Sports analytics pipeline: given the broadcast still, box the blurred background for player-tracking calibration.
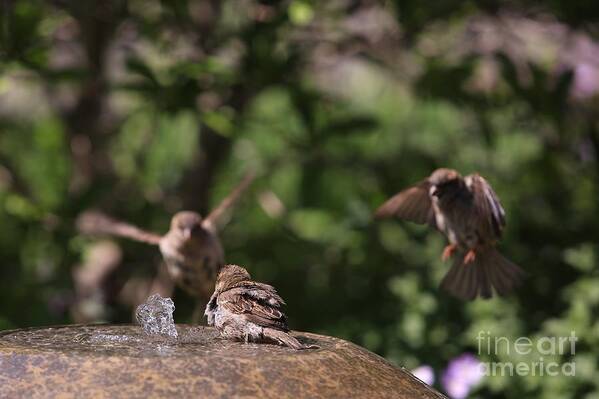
[1,0,598,397]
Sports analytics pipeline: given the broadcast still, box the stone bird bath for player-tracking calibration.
[0,324,446,398]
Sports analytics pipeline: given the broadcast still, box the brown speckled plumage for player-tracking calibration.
[205,265,317,350]
[376,168,525,300]
[158,211,224,300]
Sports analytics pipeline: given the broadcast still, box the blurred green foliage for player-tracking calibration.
[1,1,598,397]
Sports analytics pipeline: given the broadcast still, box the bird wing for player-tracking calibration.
[204,291,219,325]
[465,174,506,239]
[374,180,436,226]
[76,210,162,245]
[203,172,255,233]
[236,281,286,306]
[219,286,289,331]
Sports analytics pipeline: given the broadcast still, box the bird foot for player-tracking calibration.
[464,249,477,264]
[441,244,458,261]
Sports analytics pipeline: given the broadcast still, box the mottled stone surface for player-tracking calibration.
[0,325,445,398]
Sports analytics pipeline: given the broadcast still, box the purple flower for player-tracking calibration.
[572,63,599,100]
[412,365,435,386]
[441,353,484,399]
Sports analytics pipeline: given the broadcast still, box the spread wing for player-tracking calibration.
[76,210,162,245]
[374,180,435,226]
[219,285,289,331]
[203,172,255,233]
[465,174,506,239]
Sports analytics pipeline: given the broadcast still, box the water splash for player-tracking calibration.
[135,294,178,339]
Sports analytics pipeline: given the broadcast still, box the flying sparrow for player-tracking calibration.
[205,264,317,350]
[77,173,254,309]
[375,168,524,300]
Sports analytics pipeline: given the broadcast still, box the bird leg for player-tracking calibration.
[463,248,477,264]
[441,244,458,261]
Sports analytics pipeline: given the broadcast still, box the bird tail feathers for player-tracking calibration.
[440,247,525,300]
[263,328,318,350]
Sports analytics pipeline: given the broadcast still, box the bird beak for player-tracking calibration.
[182,228,192,240]
[430,186,439,197]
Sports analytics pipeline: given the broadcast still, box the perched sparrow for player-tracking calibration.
[205,264,317,350]
[77,173,254,308]
[375,168,524,300]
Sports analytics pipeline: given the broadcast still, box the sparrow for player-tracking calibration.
[375,168,524,300]
[77,173,254,310]
[205,264,317,350]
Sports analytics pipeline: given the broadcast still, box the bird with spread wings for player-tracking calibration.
[77,172,254,317]
[376,168,525,300]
